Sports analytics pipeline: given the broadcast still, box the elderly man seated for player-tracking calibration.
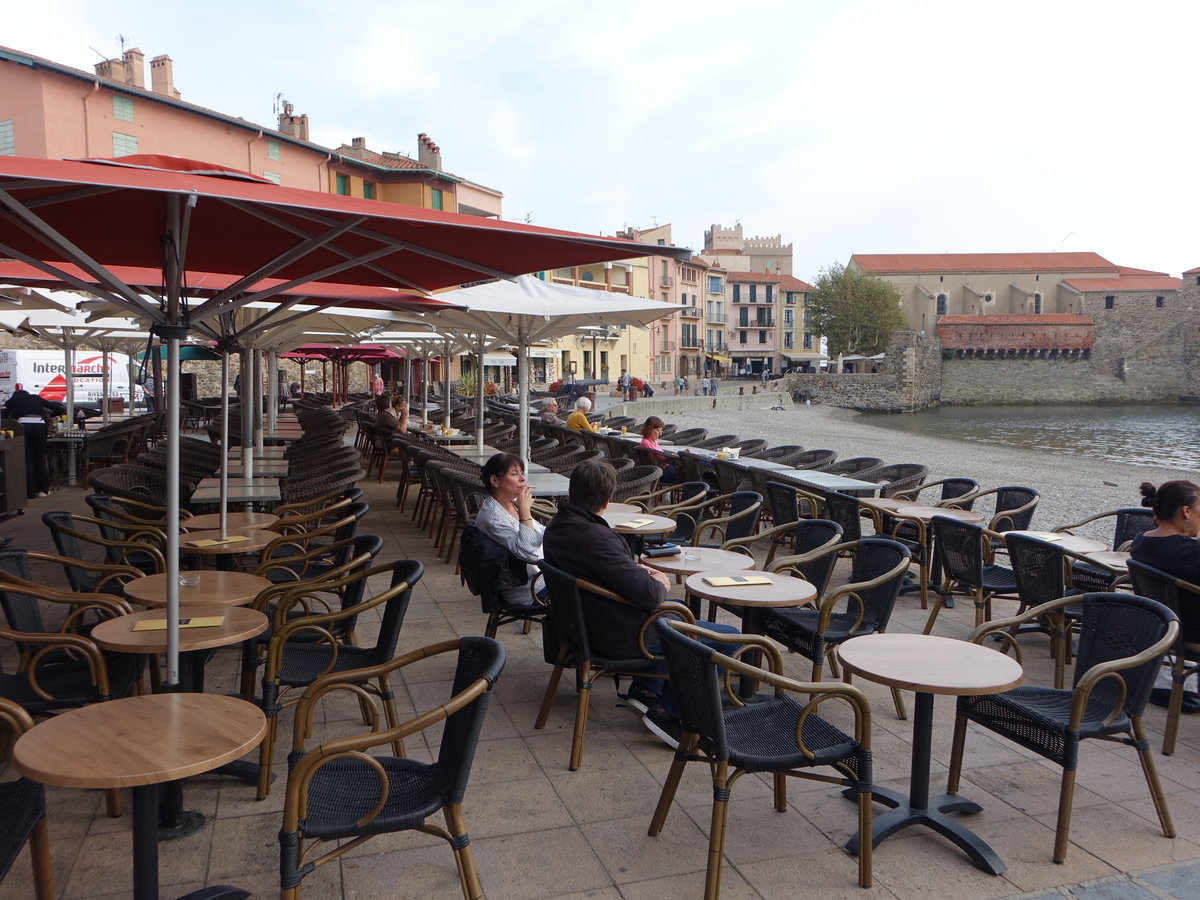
[540,397,563,424]
[543,461,739,747]
[565,396,598,432]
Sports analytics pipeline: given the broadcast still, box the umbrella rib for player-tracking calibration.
[1,183,118,210]
[225,201,431,293]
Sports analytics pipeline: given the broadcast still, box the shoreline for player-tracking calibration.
[649,400,1194,538]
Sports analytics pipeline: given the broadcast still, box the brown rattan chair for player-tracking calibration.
[0,698,54,899]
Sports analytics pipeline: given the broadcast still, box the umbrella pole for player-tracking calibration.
[475,339,485,454]
[240,352,254,484]
[518,326,529,465]
[421,356,429,427]
[219,349,229,537]
[164,329,182,687]
[443,338,452,431]
[254,350,264,452]
[266,351,278,437]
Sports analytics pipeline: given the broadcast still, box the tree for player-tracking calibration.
[805,262,907,357]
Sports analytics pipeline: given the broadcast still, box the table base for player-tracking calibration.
[841,691,1005,875]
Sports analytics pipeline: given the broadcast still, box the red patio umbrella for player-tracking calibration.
[0,153,688,691]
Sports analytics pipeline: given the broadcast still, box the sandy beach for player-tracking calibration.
[653,399,1195,540]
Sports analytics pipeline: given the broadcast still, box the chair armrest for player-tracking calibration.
[1053,510,1119,535]
[815,555,911,634]
[693,500,762,546]
[636,601,696,659]
[766,539,855,575]
[0,626,112,700]
[1070,618,1179,730]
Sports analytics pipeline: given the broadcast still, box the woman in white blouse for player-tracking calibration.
[476,452,545,606]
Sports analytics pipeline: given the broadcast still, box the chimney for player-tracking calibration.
[351,137,366,149]
[277,103,309,142]
[123,48,145,88]
[149,54,180,99]
[417,133,442,171]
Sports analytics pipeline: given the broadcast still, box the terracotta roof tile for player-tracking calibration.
[1061,276,1181,292]
[852,252,1118,274]
[1117,265,1169,277]
[1183,266,1200,275]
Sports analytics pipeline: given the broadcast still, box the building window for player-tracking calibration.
[1032,292,1042,314]
[739,307,749,327]
[1156,296,1165,308]
[430,188,444,210]
[765,285,773,303]
[261,171,281,184]
[803,308,811,327]
[708,275,721,293]
[112,95,134,122]
[759,330,767,344]
[0,120,13,156]
[335,174,349,195]
[784,332,794,349]
[749,285,757,303]
[803,332,813,350]
[267,139,280,161]
[112,132,138,157]
[580,271,593,281]
[783,309,793,327]
[739,330,747,344]
[1105,295,1115,309]
[732,284,740,302]
[362,182,374,199]
[935,293,947,316]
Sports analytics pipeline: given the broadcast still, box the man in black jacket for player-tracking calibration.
[543,461,738,747]
[3,385,64,499]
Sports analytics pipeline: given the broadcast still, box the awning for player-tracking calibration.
[483,353,516,367]
[706,353,732,364]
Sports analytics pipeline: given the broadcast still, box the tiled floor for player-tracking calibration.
[3,464,1200,899]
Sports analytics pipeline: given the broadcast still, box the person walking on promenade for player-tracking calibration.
[3,384,64,498]
[618,369,631,401]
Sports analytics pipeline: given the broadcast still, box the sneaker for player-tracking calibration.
[623,685,658,716]
[35,491,48,498]
[642,704,681,750]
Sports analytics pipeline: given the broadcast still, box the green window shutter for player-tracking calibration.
[267,139,280,161]
[112,132,138,157]
[262,171,281,184]
[112,96,134,122]
[362,182,374,199]
[335,174,349,195]
[430,188,443,210]
[0,120,14,156]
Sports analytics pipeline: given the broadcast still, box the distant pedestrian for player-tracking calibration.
[3,385,64,498]
[700,375,710,396]
[681,376,688,395]
[371,373,384,397]
[673,375,681,396]
[710,374,719,395]
[618,369,631,401]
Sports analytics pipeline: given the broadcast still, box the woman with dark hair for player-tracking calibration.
[476,452,545,606]
[639,416,677,484]
[1131,480,1200,708]
[3,385,64,498]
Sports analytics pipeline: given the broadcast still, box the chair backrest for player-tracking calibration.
[846,538,912,630]
[1112,508,1154,550]
[1073,592,1177,717]
[0,549,45,635]
[1128,559,1200,653]
[932,515,986,586]
[989,486,1039,532]
[437,635,508,802]
[653,619,731,759]
[459,523,528,612]
[768,519,843,595]
[765,481,800,528]
[822,491,862,543]
[825,456,882,476]
[371,559,423,655]
[1006,532,1068,608]
[670,427,708,446]
[675,452,705,485]
[939,478,980,508]
[712,459,747,496]
[537,560,594,662]
[724,491,763,541]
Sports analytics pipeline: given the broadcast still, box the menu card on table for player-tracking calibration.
[703,574,772,587]
[186,535,250,547]
[132,616,226,631]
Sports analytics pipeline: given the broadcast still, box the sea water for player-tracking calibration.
[857,404,1200,472]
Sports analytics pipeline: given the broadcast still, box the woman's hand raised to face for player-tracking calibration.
[516,484,535,519]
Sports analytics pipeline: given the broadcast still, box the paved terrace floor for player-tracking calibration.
[2,468,1200,899]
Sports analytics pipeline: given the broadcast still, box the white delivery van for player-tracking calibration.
[0,349,144,406]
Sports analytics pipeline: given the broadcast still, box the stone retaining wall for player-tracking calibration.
[603,391,791,419]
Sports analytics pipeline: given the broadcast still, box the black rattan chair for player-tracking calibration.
[948,593,1178,863]
[1057,508,1153,591]
[1127,559,1200,755]
[923,516,1019,634]
[646,619,875,892]
[0,699,53,899]
[279,636,506,900]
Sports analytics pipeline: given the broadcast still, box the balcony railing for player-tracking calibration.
[659,275,674,288]
[680,337,703,349]
[680,306,701,318]
[659,341,676,352]
[706,314,727,325]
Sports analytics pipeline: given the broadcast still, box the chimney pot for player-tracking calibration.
[351,137,366,149]
[149,54,180,99]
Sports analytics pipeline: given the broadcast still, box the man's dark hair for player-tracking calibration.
[481,452,523,491]
[374,394,392,412]
[569,461,616,512]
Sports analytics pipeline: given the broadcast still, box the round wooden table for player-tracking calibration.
[641,546,755,577]
[685,570,818,698]
[181,528,276,569]
[606,502,643,516]
[601,511,676,535]
[894,505,985,524]
[91,606,268,692]
[1082,549,1130,571]
[838,633,1023,875]
[182,511,279,532]
[1006,530,1107,554]
[13,693,266,900]
[123,571,271,609]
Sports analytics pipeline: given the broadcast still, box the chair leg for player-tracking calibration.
[773,772,787,812]
[29,816,54,900]
[105,788,122,818]
[1131,717,1175,840]
[257,710,278,800]
[1164,664,1185,755]
[856,785,873,888]
[485,611,500,639]
[569,663,594,771]
[922,579,951,634]
[1052,766,1078,863]
[704,760,732,900]
[534,652,568,729]
[444,802,483,900]
[946,715,968,794]
[890,686,907,720]
[648,735,694,835]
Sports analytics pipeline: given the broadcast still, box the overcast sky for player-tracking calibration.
[8,0,1197,279]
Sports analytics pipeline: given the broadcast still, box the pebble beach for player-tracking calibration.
[657,399,1196,539]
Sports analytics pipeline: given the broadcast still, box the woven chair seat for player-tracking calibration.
[0,776,44,880]
[761,607,874,655]
[292,754,449,839]
[0,653,140,714]
[721,694,862,774]
[275,642,389,688]
[958,686,1131,760]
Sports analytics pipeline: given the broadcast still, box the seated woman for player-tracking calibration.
[565,396,598,432]
[1131,480,1200,707]
[476,452,545,606]
[639,416,677,484]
